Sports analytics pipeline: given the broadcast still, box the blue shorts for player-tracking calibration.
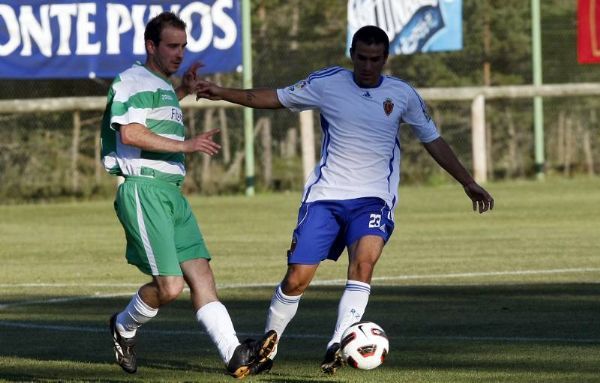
[287,197,395,265]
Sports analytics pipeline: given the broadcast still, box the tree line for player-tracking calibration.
[0,0,598,202]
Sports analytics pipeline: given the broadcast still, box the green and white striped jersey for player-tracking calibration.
[101,63,186,184]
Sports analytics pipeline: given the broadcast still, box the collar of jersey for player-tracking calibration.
[352,74,384,89]
[137,62,173,85]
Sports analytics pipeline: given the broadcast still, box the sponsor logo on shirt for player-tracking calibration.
[288,80,308,92]
[361,91,372,99]
[171,108,183,123]
[383,98,394,116]
[161,93,174,101]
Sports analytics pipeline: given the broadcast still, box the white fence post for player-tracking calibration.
[71,110,81,193]
[5,84,600,188]
[300,110,315,180]
[471,94,487,183]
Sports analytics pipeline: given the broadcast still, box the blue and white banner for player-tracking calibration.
[347,0,462,56]
[0,0,241,79]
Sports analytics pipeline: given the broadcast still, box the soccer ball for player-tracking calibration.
[340,321,389,370]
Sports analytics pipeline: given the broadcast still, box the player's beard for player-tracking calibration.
[168,61,182,76]
[149,56,180,77]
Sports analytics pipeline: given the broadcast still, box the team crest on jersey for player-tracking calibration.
[383,98,394,116]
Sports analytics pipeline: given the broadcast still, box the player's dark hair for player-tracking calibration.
[350,25,389,56]
[144,12,186,47]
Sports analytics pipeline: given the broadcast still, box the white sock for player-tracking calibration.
[196,301,240,364]
[116,292,158,338]
[265,284,302,357]
[327,280,371,349]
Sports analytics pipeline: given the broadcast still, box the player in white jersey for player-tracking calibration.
[196,25,493,374]
[102,12,276,379]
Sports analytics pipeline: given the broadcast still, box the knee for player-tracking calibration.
[158,280,184,304]
[280,264,318,295]
[349,260,376,282]
[281,275,309,295]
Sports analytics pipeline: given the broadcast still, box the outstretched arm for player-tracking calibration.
[423,137,494,213]
[120,123,221,156]
[175,62,203,101]
[196,80,283,109]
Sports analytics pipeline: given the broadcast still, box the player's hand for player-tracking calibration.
[463,182,494,213]
[195,80,223,101]
[183,128,221,155]
[179,62,204,96]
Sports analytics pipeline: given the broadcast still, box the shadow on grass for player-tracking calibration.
[1,283,599,381]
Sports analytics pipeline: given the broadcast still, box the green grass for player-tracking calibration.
[1,177,600,382]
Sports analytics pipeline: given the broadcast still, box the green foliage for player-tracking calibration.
[1,1,599,201]
[0,112,117,203]
[271,155,304,191]
[251,0,347,88]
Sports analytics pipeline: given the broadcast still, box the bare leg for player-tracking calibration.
[138,275,185,309]
[347,235,385,283]
[328,235,385,347]
[263,263,319,357]
[180,258,218,311]
[181,258,240,365]
[281,263,319,295]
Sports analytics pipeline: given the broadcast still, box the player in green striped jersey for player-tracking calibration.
[101,12,276,379]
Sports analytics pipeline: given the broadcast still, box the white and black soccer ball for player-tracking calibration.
[340,321,389,370]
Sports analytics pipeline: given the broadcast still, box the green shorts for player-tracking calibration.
[114,176,210,276]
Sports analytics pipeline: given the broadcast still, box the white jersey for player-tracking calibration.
[277,66,440,211]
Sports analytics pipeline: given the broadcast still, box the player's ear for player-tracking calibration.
[145,39,156,55]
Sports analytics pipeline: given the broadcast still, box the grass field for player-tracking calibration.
[1,177,600,382]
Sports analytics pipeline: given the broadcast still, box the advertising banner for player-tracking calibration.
[347,0,462,56]
[0,0,241,79]
[578,0,600,64]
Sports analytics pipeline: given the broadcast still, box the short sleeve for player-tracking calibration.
[402,86,440,143]
[276,76,323,113]
[109,77,149,130]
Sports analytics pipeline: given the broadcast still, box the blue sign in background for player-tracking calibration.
[0,0,241,79]
[347,0,462,56]
[419,0,462,53]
